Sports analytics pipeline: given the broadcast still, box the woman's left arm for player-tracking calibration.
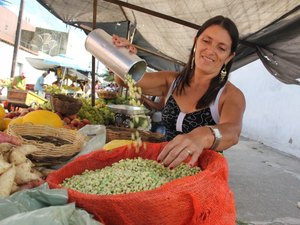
[214,84,246,150]
[158,83,246,168]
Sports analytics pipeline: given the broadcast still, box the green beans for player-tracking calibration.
[124,74,150,152]
[61,157,201,195]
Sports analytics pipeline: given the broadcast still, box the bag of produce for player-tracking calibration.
[47,142,236,225]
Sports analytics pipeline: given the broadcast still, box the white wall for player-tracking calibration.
[230,60,300,158]
[66,28,108,74]
[0,41,56,84]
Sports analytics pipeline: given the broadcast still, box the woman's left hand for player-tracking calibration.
[157,132,204,168]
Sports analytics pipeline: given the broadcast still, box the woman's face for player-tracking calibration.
[194,25,234,76]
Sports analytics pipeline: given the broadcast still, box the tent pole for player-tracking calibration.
[10,0,24,78]
[91,0,97,107]
[60,67,67,88]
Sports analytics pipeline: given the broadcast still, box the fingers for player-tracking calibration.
[157,145,183,168]
[188,150,201,167]
[112,34,137,54]
[112,35,130,47]
[167,148,191,169]
[157,135,189,168]
[157,137,180,163]
[129,45,137,54]
[157,134,203,169]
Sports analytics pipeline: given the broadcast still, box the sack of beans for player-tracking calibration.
[47,142,236,225]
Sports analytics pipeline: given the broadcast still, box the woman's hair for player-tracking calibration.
[175,15,239,109]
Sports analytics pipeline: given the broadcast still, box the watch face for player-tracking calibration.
[213,128,222,139]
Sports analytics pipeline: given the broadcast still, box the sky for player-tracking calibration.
[7,0,69,32]
[6,0,107,73]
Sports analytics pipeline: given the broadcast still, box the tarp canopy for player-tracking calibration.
[26,54,90,71]
[26,54,91,81]
[36,0,300,85]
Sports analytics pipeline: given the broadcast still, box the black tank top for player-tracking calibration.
[161,78,224,141]
[162,95,216,141]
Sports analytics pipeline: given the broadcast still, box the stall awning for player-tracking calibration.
[36,0,300,85]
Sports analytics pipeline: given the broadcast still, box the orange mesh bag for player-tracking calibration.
[46,142,236,225]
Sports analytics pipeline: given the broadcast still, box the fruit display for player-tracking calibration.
[0,105,5,118]
[5,109,64,128]
[44,84,81,95]
[77,98,115,125]
[62,114,91,130]
[23,110,64,127]
[44,84,61,95]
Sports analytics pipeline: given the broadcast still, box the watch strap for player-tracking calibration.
[207,126,222,150]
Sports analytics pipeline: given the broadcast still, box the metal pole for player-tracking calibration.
[91,0,97,106]
[10,0,24,78]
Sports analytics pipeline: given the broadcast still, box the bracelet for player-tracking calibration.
[207,126,222,150]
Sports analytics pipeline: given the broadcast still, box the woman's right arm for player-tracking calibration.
[114,70,175,96]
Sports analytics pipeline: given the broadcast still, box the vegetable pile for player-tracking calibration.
[61,157,201,195]
[0,142,44,197]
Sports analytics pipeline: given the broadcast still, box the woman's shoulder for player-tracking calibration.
[224,81,243,94]
[159,70,178,83]
[151,70,178,77]
[222,81,245,103]
[146,70,178,86]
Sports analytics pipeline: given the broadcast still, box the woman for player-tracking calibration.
[113,15,246,168]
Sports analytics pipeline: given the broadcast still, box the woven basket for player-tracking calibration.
[97,90,117,99]
[7,123,86,166]
[106,126,165,143]
[50,94,83,116]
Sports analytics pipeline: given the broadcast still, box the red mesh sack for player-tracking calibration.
[47,142,236,225]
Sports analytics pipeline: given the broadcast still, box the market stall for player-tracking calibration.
[26,54,91,97]
[1,85,220,224]
[6,89,47,111]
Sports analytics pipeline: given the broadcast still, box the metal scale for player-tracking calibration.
[107,104,151,129]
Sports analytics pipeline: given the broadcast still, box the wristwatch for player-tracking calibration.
[207,126,222,150]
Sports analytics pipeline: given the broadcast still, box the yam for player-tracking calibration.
[31,168,44,178]
[9,150,27,165]
[0,165,16,197]
[15,144,40,155]
[0,143,14,154]
[2,151,10,162]
[0,154,11,175]
[35,167,55,177]
[10,182,19,194]
[15,162,41,185]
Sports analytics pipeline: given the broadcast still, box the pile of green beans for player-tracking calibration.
[61,157,201,195]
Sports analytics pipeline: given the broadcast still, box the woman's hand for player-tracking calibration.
[157,132,205,169]
[112,34,137,54]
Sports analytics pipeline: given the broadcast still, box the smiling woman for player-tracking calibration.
[113,15,246,169]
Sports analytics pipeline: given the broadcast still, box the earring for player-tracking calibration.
[190,47,196,70]
[220,65,227,82]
